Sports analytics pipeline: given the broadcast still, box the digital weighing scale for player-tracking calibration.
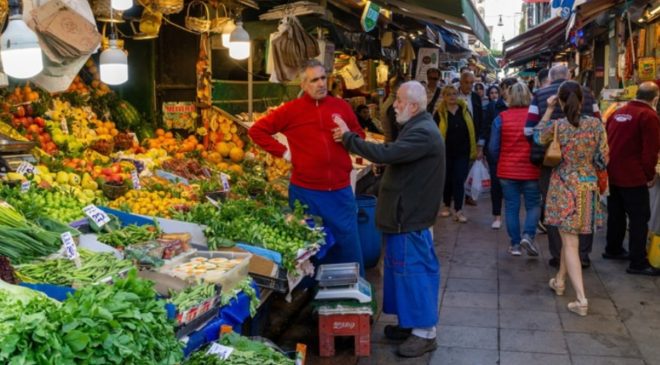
[0,134,36,174]
[314,263,372,303]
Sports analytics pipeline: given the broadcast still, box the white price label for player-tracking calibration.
[20,181,30,192]
[61,232,81,267]
[83,205,111,227]
[60,118,69,135]
[16,162,36,175]
[131,170,141,190]
[207,343,234,360]
[220,173,231,192]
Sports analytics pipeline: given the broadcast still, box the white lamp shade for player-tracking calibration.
[0,18,43,79]
[100,46,128,85]
[221,20,235,48]
[111,0,132,11]
[229,21,250,60]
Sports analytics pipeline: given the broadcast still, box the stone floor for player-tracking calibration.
[309,196,660,365]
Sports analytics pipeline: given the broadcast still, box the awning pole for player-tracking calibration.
[248,51,253,123]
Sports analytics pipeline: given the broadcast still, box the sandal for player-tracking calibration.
[548,278,565,296]
[567,300,588,317]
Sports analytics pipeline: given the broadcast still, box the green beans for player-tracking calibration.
[168,283,217,311]
[97,224,159,248]
[15,249,133,286]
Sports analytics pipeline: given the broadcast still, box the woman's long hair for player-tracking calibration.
[558,81,583,127]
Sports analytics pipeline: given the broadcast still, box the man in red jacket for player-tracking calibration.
[605,82,660,276]
[249,59,366,275]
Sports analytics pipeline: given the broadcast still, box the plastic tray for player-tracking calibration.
[250,267,288,293]
[159,251,252,294]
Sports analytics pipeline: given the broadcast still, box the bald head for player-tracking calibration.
[549,65,569,82]
[637,82,659,106]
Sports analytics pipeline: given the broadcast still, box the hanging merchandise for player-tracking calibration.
[269,15,320,83]
[638,28,647,58]
[209,3,229,34]
[376,61,388,87]
[339,57,365,90]
[399,36,416,75]
[184,0,210,33]
[414,48,439,83]
[154,0,183,15]
[638,57,656,81]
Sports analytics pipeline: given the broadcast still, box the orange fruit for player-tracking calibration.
[229,147,244,163]
[165,132,174,139]
[215,142,230,157]
[156,129,165,136]
[217,162,229,171]
[229,164,243,174]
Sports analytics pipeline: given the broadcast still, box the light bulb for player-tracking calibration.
[100,40,128,85]
[229,21,250,60]
[0,17,43,79]
[111,0,132,11]
[221,20,235,48]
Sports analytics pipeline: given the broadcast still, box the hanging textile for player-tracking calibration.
[377,61,389,86]
[339,57,365,90]
[268,15,320,83]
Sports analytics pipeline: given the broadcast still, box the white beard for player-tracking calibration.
[395,105,412,125]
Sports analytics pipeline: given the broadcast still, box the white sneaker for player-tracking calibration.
[491,219,502,230]
[454,211,468,223]
[508,245,522,256]
[440,207,451,217]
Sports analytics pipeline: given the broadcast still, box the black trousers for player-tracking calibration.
[606,185,651,269]
[444,155,470,211]
[486,153,502,216]
[539,167,593,260]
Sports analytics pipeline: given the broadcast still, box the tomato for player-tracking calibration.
[102,168,113,175]
[27,124,40,134]
[41,133,51,143]
[15,106,25,117]
[34,117,45,128]
[111,164,121,174]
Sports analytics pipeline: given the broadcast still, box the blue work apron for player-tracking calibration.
[289,184,364,276]
[383,229,440,328]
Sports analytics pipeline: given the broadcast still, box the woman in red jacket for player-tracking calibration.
[488,82,541,257]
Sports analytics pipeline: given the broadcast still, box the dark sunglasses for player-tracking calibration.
[427,77,439,81]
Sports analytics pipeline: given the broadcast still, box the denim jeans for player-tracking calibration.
[500,179,541,245]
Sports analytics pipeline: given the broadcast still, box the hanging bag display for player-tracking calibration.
[543,121,562,167]
[209,3,229,33]
[154,0,183,15]
[184,0,210,33]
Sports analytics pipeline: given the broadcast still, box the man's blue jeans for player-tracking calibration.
[500,179,541,246]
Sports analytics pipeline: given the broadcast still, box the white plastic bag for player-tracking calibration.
[464,160,491,201]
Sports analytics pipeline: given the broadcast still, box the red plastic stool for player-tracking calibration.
[318,313,371,357]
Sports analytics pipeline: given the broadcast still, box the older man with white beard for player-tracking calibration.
[332,81,446,357]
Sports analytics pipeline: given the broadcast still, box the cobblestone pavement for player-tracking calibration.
[311,197,660,365]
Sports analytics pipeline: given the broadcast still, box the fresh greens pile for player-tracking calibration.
[217,332,294,365]
[220,278,260,317]
[97,223,160,248]
[0,202,77,264]
[0,270,183,364]
[182,350,224,365]
[56,270,183,364]
[173,200,324,272]
[168,283,217,312]
[16,249,133,286]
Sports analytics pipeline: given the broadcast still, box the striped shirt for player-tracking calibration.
[524,79,601,139]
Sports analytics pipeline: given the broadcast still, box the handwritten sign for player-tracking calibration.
[16,161,36,175]
[131,170,141,190]
[83,205,111,227]
[220,173,231,192]
[61,232,81,267]
[207,343,234,360]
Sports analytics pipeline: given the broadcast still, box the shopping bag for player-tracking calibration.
[464,160,491,201]
[648,233,660,269]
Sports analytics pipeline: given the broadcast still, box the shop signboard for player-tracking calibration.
[551,0,586,19]
[414,48,439,83]
[360,1,380,32]
[162,102,198,131]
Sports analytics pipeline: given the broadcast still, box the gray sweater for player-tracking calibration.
[342,111,446,233]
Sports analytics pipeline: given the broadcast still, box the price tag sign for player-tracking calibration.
[220,173,231,192]
[207,343,234,360]
[16,161,36,175]
[20,180,30,193]
[131,170,141,190]
[61,232,81,267]
[60,118,69,135]
[83,204,111,227]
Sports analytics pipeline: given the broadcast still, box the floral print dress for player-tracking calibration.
[534,116,609,234]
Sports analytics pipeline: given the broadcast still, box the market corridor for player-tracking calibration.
[344,198,660,365]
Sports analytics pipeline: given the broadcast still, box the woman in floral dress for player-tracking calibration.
[534,81,609,316]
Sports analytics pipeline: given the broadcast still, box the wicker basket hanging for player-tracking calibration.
[209,3,229,33]
[185,0,211,33]
[92,0,124,23]
[154,0,183,15]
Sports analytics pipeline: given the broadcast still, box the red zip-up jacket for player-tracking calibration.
[248,94,365,191]
[606,100,660,187]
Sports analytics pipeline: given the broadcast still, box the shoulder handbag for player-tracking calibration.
[543,121,562,167]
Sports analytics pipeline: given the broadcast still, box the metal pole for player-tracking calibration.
[248,50,253,122]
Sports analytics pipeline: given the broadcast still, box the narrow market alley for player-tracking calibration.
[312,197,660,365]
